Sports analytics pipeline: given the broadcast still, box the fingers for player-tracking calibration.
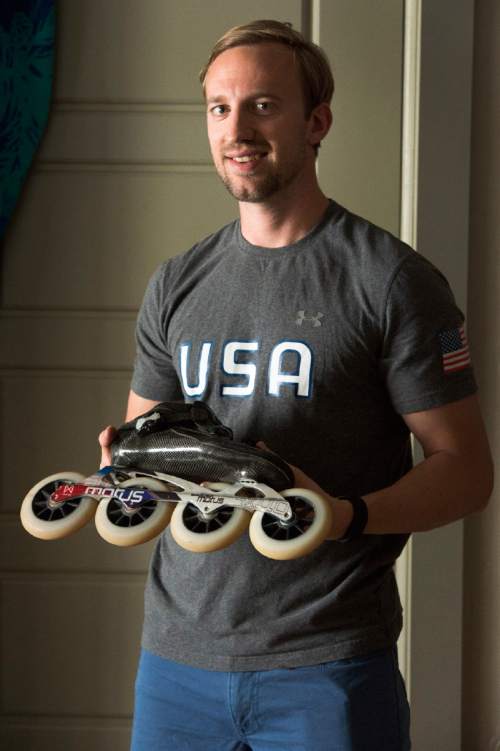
[98,425,117,469]
[98,425,116,446]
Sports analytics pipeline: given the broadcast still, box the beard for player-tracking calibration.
[219,171,283,202]
[215,143,307,203]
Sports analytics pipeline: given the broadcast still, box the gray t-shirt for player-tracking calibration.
[131,200,476,670]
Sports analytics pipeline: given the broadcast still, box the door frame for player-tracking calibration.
[396,1,474,748]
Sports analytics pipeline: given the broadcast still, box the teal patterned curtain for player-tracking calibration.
[0,0,55,238]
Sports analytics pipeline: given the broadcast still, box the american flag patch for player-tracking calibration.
[438,324,471,374]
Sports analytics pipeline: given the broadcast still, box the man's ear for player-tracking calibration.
[307,102,333,148]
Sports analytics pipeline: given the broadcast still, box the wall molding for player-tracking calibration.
[0,309,137,320]
[1,571,147,584]
[1,715,131,728]
[0,369,132,378]
[395,0,422,693]
[35,162,214,174]
[400,0,421,251]
[54,99,205,114]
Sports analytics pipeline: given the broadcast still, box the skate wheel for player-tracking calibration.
[20,472,98,541]
[170,484,250,553]
[94,477,173,546]
[249,488,333,560]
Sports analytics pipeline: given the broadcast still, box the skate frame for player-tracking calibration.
[49,467,294,523]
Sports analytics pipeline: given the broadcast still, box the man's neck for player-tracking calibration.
[238,186,330,249]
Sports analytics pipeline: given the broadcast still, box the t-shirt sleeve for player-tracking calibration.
[380,252,477,414]
[130,263,183,401]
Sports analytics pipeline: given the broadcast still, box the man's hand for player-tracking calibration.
[97,392,161,470]
[287,460,354,540]
[98,426,117,468]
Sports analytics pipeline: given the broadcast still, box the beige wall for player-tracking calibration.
[0,3,301,748]
[463,1,500,749]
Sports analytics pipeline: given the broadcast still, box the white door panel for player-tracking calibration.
[55,0,303,102]
[0,3,308,748]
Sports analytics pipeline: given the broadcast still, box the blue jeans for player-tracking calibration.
[130,647,411,750]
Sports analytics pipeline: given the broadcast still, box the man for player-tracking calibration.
[100,20,493,751]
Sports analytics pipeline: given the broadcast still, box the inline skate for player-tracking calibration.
[20,401,333,560]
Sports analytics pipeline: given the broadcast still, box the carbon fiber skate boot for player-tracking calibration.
[110,400,294,491]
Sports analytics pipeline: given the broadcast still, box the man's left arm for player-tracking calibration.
[291,394,494,539]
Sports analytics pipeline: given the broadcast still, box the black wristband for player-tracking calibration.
[337,496,368,542]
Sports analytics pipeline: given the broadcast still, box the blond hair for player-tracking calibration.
[199,19,334,117]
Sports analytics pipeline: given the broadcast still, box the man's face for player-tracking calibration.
[204,43,314,203]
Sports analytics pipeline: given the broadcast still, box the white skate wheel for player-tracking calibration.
[170,484,250,553]
[249,488,333,560]
[20,472,98,541]
[94,477,173,546]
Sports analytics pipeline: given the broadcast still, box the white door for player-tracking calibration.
[0,2,301,748]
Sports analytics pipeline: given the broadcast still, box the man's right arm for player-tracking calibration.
[125,389,163,422]
[98,389,162,467]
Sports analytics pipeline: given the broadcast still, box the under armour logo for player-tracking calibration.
[296,310,324,327]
